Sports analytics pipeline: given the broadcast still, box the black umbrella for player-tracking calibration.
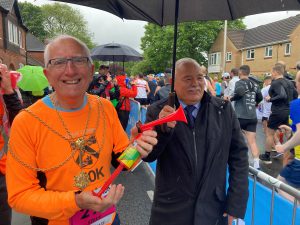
[53,0,300,95]
[53,0,300,25]
[91,43,143,62]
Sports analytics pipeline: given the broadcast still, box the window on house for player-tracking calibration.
[265,46,273,57]
[7,20,22,47]
[226,52,232,62]
[8,21,13,43]
[19,30,22,48]
[209,52,221,65]
[285,43,291,55]
[246,49,255,59]
[13,25,18,45]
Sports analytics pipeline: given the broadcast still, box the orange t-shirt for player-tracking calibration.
[6,95,129,225]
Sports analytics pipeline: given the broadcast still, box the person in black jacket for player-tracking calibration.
[143,58,249,225]
[260,63,298,162]
[0,63,23,225]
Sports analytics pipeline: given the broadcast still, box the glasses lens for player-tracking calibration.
[53,58,67,66]
[72,57,88,66]
[49,57,89,70]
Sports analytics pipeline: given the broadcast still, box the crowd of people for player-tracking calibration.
[0,34,299,225]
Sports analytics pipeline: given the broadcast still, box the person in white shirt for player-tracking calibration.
[135,74,150,105]
[227,68,240,109]
[261,76,272,133]
[221,73,230,97]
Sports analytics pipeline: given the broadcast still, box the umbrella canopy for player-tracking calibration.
[53,0,300,25]
[91,43,143,62]
[17,66,49,92]
[53,0,300,95]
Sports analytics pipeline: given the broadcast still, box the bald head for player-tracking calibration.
[44,35,92,67]
[174,58,205,105]
[175,58,201,77]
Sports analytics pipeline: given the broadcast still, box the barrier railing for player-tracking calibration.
[126,100,300,225]
[247,166,300,225]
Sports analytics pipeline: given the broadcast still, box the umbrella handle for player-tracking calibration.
[168,92,176,107]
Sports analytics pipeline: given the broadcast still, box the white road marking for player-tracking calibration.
[147,190,154,202]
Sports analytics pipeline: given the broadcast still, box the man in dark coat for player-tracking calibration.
[143,58,249,225]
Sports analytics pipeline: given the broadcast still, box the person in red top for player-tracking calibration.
[116,73,137,130]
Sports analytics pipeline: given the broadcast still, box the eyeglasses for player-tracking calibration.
[47,56,90,70]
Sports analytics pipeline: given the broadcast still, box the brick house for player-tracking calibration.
[26,33,45,67]
[0,0,27,69]
[0,0,44,69]
[208,14,300,76]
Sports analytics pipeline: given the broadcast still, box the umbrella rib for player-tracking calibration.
[121,0,163,26]
[161,0,164,25]
[226,0,235,20]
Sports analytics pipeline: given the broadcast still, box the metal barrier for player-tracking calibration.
[248,166,300,225]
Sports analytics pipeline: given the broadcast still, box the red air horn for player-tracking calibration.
[94,105,187,198]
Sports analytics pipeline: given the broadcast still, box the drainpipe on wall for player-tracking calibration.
[276,44,279,62]
[222,20,227,73]
[241,50,244,65]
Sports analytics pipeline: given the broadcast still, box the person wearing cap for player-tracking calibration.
[154,69,170,96]
[221,72,230,97]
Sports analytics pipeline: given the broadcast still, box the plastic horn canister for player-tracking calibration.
[117,145,140,170]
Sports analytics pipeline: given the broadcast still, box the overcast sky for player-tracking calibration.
[20,1,300,51]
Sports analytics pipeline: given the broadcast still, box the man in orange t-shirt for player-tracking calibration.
[6,35,157,225]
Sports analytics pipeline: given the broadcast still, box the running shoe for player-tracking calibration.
[259,153,272,164]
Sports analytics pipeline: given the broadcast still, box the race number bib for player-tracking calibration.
[69,187,116,225]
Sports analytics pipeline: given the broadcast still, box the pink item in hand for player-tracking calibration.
[9,71,22,89]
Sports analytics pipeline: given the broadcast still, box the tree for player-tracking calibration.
[19,2,95,49]
[19,2,48,41]
[140,20,246,73]
[41,3,95,49]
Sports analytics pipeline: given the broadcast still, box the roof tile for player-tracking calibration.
[227,14,300,49]
[0,0,14,11]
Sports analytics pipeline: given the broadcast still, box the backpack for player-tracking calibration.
[280,78,297,103]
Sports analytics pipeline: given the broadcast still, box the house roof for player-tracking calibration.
[227,14,300,50]
[0,0,14,11]
[0,0,27,31]
[227,30,245,49]
[26,33,45,52]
